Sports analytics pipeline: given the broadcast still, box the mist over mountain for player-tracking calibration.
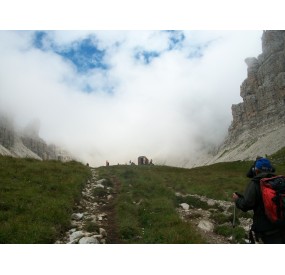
[0,31,264,166]
[0,113,72,161]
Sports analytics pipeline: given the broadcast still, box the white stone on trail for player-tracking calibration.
[99,228,107,237]
[207,199,216,206]
[70,231,85,242]
[79,237,99,244]
[96,179,107,185]
[198,220,214,232]
[55,168,110,244]
[180,203,190,210]
[71,213,84,221]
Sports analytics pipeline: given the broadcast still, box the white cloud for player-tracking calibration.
[0,30,262,167]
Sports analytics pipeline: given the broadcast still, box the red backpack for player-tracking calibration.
[260,175,285,225]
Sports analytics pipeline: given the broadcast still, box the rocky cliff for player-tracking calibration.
[205,30,285,165]
[0,114,72,161]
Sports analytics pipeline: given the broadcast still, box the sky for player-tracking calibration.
[0,30,263,166]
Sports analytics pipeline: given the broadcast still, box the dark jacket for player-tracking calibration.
[235,172,277,233]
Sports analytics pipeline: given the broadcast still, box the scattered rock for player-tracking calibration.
[107,195,113,200]
[180,203,190,210]
[198,220,214,232]
[71,213,84,221]
[79,236,99,244]
[176,192,252,244]
[96,179,107,185]
[99,228,107,237]
[207,199,216,206]
[70,231,85,243]
[55,168,110,244]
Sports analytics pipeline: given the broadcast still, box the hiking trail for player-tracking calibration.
[55,168,252,244]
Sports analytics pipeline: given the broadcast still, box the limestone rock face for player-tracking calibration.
[0,113,72,161]
[208,31,285,164]
[0,115,15,150]
[189,31,285,167]
[229,31,285,144]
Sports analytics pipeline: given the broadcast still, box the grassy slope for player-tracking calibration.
[97,150,285,243]
[99,165,207,243]
[0,156,91,243]
[1,147,284,244]
[98,163,248,244]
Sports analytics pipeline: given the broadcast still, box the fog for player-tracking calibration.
[0,30,262,167]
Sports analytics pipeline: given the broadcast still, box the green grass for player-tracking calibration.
[98,165,206,243]
[1,147,285,243]
[214,225,246,243]
[97,147,285,243]
[0,156,91,243]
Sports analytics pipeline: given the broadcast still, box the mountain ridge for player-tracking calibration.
[0,114,72,161]
[192,30,285,167]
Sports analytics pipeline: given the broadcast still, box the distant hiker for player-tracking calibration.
[106,161,109,166]
[233,157,285,243]
[86,163,89,167]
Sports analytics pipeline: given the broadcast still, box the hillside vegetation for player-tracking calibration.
[97,149,285,244]
[97,162,250,243]
[0,156,91,243]
[1,148,284,243]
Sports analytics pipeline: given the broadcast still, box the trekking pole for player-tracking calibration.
[232,203,236,228]
[230,203,237,243]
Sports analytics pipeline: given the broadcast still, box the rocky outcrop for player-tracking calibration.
[203,31,285,165]
[0,115,15,151]
[228,31,285,144]
[0,114,72,161]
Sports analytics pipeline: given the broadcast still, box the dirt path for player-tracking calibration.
[55,168,121,244]
[98,176,122,243]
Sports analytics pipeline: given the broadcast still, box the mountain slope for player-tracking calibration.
[0,114,72,161]
[195,30,285,166]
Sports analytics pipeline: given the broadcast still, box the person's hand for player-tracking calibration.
[232,193,239,201]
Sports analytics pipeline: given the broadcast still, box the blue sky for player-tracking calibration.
[33,31,108,72]
[0,30,263,167]
[32,30,189,72]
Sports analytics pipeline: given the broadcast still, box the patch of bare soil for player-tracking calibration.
[99,176,123,244]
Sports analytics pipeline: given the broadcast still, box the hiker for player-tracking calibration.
[232,157,285,244]
[246,156,275,178]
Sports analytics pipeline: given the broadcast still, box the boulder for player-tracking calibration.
[79,237,99,244]
[198,220,214,232]
[180,203,190,210]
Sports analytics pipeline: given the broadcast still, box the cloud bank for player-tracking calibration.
[0,30,262,167]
